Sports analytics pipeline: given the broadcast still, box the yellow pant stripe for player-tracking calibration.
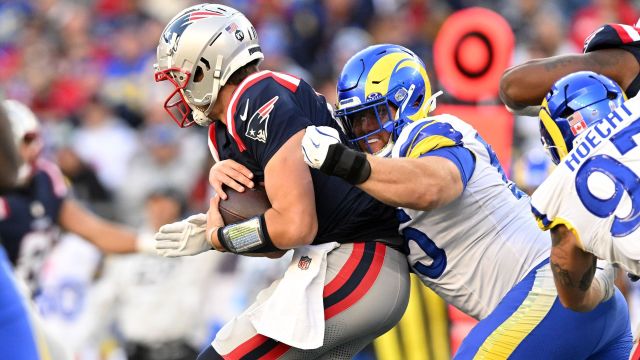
[474,265,556,359]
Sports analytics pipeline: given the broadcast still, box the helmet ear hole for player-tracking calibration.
[413,94,423,108]
[194,66,204,83]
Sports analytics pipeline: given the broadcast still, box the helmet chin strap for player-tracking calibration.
[192,108,213,126]
[424,91,444,114]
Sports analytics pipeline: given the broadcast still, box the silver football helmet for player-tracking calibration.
[155,3,264,127]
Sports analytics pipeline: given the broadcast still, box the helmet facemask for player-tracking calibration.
[338,99,400,157]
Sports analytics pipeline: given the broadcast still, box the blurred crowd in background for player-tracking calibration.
[2,0,640,358]
[3,0,639,223]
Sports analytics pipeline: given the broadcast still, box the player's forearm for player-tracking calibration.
[360,155,462,211]
[549,225,599,312]
[60,200,137,253]
[500,54,597,110]
[84,223,138,253]
[263,207,317,249]
[208,208,316,252]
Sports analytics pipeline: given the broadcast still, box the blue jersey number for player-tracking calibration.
[398,209,447,278]
[575,120,640,237]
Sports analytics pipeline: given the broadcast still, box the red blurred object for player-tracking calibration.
[570,0,639,50]
[434,7,514,102]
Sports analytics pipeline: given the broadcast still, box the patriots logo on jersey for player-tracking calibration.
[246,96,278,143]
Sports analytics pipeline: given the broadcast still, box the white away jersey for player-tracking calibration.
[531,96,640,275]
[394,114,550,320]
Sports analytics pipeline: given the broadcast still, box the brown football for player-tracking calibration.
[218,185,271,225]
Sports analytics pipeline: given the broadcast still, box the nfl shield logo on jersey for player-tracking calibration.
[568,112,588,136]
[298,256,312,270]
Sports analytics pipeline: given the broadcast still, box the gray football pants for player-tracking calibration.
[199,242,410,360]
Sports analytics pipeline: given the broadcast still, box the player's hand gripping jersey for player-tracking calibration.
[393,114,550,319]
[584,23,640,97]
[532,95,640,275]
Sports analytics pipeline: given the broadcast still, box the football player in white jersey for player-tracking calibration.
[302,44,632,358]
[531,71,640,312]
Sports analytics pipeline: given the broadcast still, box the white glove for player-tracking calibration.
[135,231,157,255]
[155,213,211,257]
[593,260,616,303]
[301,126,341,169]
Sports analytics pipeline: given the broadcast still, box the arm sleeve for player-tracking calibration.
[421,146,475,189]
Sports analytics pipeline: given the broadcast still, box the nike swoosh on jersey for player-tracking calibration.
[239,99,249,121]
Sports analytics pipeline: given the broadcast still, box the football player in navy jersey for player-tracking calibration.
[0,100,157,297]
[500,22,640,115]
[153,4,409,360]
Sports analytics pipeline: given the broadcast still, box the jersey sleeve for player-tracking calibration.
[584,24,640,57]
[584,24,640,96]
[422,147,475,188]
[394,119,475,188]
[231,78,311,168]
[530,166,610,253]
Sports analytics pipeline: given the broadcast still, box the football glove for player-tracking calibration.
[302,126,341,169]
[301,126,371,185]
[155,213,211,257]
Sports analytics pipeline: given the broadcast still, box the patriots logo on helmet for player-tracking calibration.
[246,96,279,143]
[162,7,225,44]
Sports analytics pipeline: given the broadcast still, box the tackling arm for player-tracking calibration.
[359,154,463,211]
[500,49,638,111]
[549,224,610,312]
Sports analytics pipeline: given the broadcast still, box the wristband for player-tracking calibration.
[320,143,371,185]
[217,215,279,254]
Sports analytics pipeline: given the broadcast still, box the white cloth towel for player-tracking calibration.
[247,242,340,349]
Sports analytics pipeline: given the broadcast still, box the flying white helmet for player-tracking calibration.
[154,3,264,127]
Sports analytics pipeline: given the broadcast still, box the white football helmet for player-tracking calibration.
[3,99,40,148]
[155,3,264,127]
[2,99,42,183]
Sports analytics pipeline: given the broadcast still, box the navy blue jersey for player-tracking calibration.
[0,160,67,291]
[208,70,400,245]
[584,23,640,96]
